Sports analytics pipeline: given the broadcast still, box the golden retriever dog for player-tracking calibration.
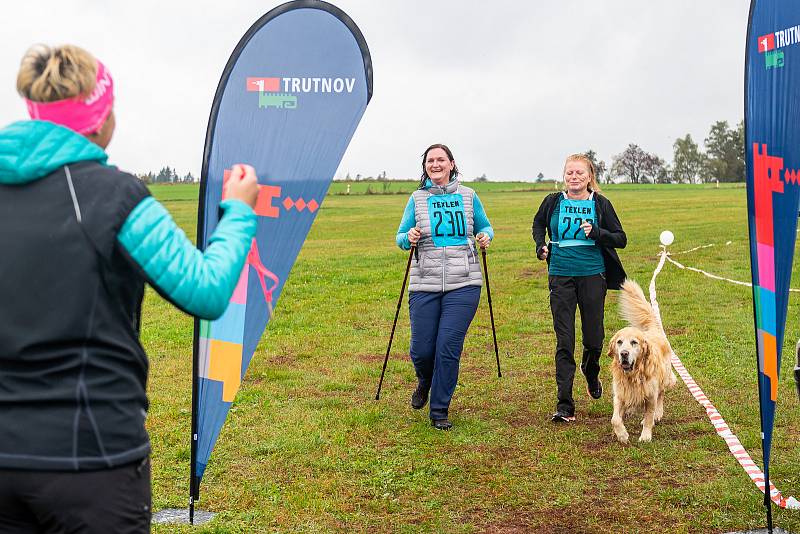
[607,279,676,444]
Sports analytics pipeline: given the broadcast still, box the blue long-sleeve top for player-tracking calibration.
[395,192,494,250]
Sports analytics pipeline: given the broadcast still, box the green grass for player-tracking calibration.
[145,183,800,532]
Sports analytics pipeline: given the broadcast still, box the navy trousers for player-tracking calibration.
[409,285,481,420]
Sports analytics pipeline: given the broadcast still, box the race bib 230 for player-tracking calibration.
[428,194,469,247]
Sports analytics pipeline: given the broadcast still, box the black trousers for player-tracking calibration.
[549,274,607,416]
[0,457,151,534]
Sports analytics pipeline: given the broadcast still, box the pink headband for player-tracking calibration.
[25,60,114,135]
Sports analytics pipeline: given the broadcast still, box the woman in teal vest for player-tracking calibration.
[396,144,493,430]
[532,154,627,423]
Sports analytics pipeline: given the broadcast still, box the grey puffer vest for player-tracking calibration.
[409,179,483,292]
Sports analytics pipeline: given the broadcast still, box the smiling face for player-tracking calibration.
[608,327,648,373]
[425,147,455,186]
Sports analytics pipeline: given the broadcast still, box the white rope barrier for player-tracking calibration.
[669,241,733,256]
[662,247,800,293]
[651,247,800,509]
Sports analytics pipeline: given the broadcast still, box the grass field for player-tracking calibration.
[144,182,800,533]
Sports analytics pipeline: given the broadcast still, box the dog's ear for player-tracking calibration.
[639,336,649,360]
[607,333,618,358]
[641,334,660,376]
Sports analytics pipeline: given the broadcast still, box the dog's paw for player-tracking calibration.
[614,431,629,445]
[639,431,652,443]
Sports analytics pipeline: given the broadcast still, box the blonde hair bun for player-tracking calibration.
[17,44,97,103]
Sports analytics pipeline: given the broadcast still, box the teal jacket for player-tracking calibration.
[0,120,257,319]
[0,120,256,471]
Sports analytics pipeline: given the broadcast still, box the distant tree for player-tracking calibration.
[355,173,362,181]
[672,134,706,183]
[654,160,671,184]
[155,167,169,183]
[182,172,195,183]
[474,173,488,182]
[536,172,545,182]
[155,166,180,183]
[345,172,352,181]
[583,149,599,169]
[610,144,663,183]
[582,149,606,182]
[704,120,745,182]
[596,160,607,182]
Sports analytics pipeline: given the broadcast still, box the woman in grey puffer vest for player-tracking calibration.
[395,144,494,430]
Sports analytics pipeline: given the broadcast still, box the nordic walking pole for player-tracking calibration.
[375,245,416,400]
[794,340,800,401]
[478,235,502,378]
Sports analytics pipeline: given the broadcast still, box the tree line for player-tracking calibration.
[138,166,196,184]
[543,120,745,184]
[341,170,389,181]
[138,119,745,186]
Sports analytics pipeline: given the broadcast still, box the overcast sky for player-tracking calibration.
[0,1,750,181]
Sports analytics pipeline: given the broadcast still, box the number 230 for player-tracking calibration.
[433,210,466,237]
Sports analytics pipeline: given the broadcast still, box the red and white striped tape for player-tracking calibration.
[650,248,800,509]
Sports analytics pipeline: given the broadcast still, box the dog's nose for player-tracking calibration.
[620,350,629,359]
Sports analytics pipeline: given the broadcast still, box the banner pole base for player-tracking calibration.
[152,508,216,525]
[766,497,773,534]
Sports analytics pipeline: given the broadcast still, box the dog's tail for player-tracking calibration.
[619,279,659,332]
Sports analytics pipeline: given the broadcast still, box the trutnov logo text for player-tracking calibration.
[246,77,356,110]
[757,24,800,69]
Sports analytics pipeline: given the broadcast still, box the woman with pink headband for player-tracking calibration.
[0,44,259,532]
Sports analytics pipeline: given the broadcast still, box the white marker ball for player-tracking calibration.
[660,230,675,246]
